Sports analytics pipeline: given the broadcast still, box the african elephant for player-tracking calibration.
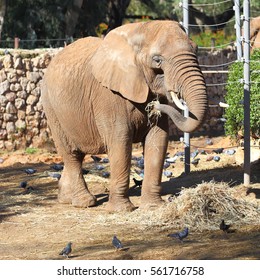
[250,16,260,50]
[41,20,207,212]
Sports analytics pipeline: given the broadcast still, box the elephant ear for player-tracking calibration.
[90,25,149,103]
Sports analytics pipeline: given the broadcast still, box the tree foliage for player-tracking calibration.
[224,49,260,139]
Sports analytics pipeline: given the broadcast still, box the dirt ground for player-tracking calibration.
[0,136,259,260]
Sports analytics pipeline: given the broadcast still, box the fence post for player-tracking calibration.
[234,0,242,60]
[14,37,19,49]
[242,0,250,187]
[182,0,190,174]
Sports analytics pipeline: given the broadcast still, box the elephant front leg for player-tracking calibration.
[106,144,136,212]
[140,123,168,209]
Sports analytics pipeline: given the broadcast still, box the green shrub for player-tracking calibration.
[25,147,38,154]
[224,49,260,138]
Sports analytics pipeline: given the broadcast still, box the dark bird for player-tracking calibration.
[91,155,102,162]
[133,177,143,187]
[166,155,178,163]
[102,171,110,178]
[51,164,63,171]
[224,149,236,155]
[82,168,90,175]
[168,227,189,242]
[213,148,224,154]
[59,242,72,258]
[213,156,220,162]
[163,170,173,178]
[191,158,200,166]
[101,158,109,163]
[205,138,213,145]
[168,194,174,202]
[19,181,27,188]
[95,164,105,170]
[112,235,123,250]
[24,168,37,175]
[48,172,61,179]
[163,161,170,169]
[22,186,34,195]
[220,220,231,233]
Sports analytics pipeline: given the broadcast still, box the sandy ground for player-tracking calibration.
[0,136,259,260]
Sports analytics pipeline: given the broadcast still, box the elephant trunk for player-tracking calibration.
[156,52,208,133]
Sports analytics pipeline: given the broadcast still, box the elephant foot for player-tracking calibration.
[140,195,165,210]
[58,182,72,204]
[72,192,97,208]
[106,197,136,212]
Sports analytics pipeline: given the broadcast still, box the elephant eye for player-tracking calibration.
[152,55,162,67]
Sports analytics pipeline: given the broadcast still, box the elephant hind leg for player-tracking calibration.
[43,104,96,207]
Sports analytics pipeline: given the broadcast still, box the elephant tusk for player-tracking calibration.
[170,91,186,111]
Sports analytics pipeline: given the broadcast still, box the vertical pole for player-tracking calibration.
[182,0,190,174]
[243,0,250,186]
[234,0,242,60]
[183,0,189,35]
[14,37,19,49]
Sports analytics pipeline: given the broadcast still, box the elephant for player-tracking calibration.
[41,20,208,212]
[250,16,260,50]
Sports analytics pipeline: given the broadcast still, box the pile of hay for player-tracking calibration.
[97,181,260,231]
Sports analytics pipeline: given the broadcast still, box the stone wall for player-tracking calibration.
[0,48,236,151]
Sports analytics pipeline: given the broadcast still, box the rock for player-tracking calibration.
[14,57,23,69]
[26,71,41,83]
[0,80,10,95]
[7,72,18,83]
[15,98,26,110]
[6,122,16,134]
[26,94,38,106]
[0,70,7,83]
[6,102,17,114]
[3,55,13,68]
[10,83,22,92]
[15,119,26,131]
[0,129,7,140]
[5,92,16,102]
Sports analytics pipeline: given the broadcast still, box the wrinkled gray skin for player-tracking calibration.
[41,20,208,212]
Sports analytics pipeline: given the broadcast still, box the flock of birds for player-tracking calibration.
[59,220,232,258]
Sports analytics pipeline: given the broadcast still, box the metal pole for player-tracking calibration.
[182,0,190,174]
[242,0,250,186]
[183,0,189,35]
[234,0,242,60]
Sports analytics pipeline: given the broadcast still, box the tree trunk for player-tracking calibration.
[0,0,6,40]
[65,0,84,38]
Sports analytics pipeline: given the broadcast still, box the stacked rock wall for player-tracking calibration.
[0,48,236,151]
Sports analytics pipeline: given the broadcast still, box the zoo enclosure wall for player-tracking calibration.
[0,48,235,151]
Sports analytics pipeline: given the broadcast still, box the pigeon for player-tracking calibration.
[163,161,170,169]
[163,170,172,178]
[59,242,72,258]
[22,186,34,195]
[112,235,123,250]
[220,220,231,233]
[224,149,236,155]
[101,158,109,163]
[191,158,200,166]
[205,138,213,145]
[19,181,27,188]
[168,227,189,242]
[213,156,220,162]
[24,168,36,175]
[134,169,144,178]
[51,164,63,171]
[168,194,174,202]
[213,148,224,154]
[133,177,143,187]
[95,164,105,170]
[0,158,4,164]
[136,158,144,169]
[166,155,178,163]
[175,151,184,157]
[102,171,110,178]
[191,149,199,159]
[199,150,207,155]
[91,155,102,162]
[48,172,61,179]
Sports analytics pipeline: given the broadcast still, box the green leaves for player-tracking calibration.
[224,49,260,138]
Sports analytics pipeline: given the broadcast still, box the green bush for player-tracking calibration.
[224,49,260,138]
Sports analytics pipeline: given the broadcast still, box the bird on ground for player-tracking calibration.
[191,158,200,166]
[219,220,231,233]
[205,138,213,145]
[163,170,173,178]
[19,181,27,188]
[163,161,170,169]
[102,171,110,178]
[133,177,143,187]
[24,168,37,175]
[112,235,123,250]
[51,164,63,171]
[101,158,109,163]
[22,186,34,195]
[168,227,189,242]
[166,155,178,163]
[59,242,72,258]
[224,149,236,155]
[206,155,214,161]
[48,172,61,180]
[213,156,220,162]
[191,149,199,159]
[213,148,224,154]
[95,164,105,170]
[175,151,184,157]
[168,194,174,202]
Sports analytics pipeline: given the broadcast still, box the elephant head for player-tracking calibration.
[90,20,207,133]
